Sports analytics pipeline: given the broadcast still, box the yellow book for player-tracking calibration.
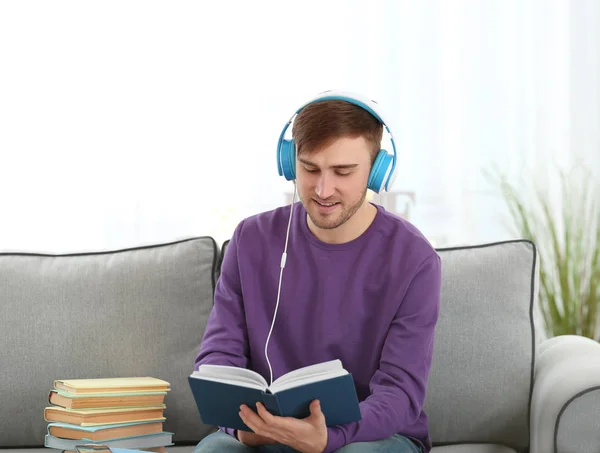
[54,377,171,394]
[48,390,167,409]
[47,420,164,441]
[44,405,166,426]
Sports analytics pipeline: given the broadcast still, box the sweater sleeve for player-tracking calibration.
[194,220,249,439]
[324,253,442,453]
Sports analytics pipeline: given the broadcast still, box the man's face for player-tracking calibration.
[296,135,372,230]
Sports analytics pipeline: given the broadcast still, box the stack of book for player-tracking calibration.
[43,377,174,453]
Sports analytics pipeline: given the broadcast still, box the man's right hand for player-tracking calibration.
[237,430,278,447]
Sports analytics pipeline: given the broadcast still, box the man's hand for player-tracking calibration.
[238,400,328,453]
[236,430,277,447]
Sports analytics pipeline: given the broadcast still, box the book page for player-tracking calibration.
[274,359,342,384]
[55,377,170,392]
[269,359,346,393]
[44,405,166,414]
[191,364,268,390]
[269,368,348,393]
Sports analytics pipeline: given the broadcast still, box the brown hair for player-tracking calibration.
[291,100,383,163]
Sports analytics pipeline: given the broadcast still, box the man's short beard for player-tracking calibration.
[301,188,368,230]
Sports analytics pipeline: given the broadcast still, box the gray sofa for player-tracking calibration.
[1,236,599,453]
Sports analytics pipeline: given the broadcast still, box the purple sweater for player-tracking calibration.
[194,202,441,453]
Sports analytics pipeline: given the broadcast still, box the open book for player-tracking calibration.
[188,359,361,431]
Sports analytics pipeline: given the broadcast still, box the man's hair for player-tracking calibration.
[291,100,384,164]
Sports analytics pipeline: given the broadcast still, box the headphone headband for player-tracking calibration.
[293,90,393,134]
[277,90,398,192]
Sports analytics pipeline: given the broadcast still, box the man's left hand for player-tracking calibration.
[238,400,328,453]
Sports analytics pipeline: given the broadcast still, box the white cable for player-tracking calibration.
[264,181,297,387]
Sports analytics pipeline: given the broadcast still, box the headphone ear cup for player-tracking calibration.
[278,139,296,181]
[367,150,393,193]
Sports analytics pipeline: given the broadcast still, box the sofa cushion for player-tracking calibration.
[432,446,518,453]
[424,240,538,452]
[0,237,217,447]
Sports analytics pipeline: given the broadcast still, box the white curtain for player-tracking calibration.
[0,0,598,252]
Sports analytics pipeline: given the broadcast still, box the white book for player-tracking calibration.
[190,359,348,394]
[187,358,361,431]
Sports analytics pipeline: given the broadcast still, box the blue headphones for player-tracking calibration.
[276,90,397,193]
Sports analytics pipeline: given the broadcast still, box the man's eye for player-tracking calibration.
[336,172,351,177]
[304,167,317,173]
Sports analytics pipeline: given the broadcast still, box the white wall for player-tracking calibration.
[0,0,598,252]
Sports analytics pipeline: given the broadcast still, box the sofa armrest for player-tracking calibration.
[530,335,600,453]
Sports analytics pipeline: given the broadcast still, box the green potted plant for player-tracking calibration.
[486,165,600,341]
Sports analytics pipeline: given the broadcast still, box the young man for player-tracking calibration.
[193,91,441,453]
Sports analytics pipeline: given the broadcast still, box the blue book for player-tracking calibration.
[65,445,163,453]
[44,432,173,451]
[188,359,361,432]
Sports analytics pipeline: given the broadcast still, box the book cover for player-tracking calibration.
[78,448,164,453]
[61,448,165,453]
[47,421,163,441]
[43,405,166,426]
[44,432,173,451]
[66,447,161,453]
[54,377,171,394]
[48,390,167,409]
[60,444,166,453]
[51,389,168,398]
[188,360,361,431]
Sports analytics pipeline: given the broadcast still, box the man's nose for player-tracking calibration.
[316,173,334,199]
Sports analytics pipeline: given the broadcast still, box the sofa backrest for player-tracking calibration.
[425,240,540,453]
[0,237,218,447]
[0,236,541,452]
